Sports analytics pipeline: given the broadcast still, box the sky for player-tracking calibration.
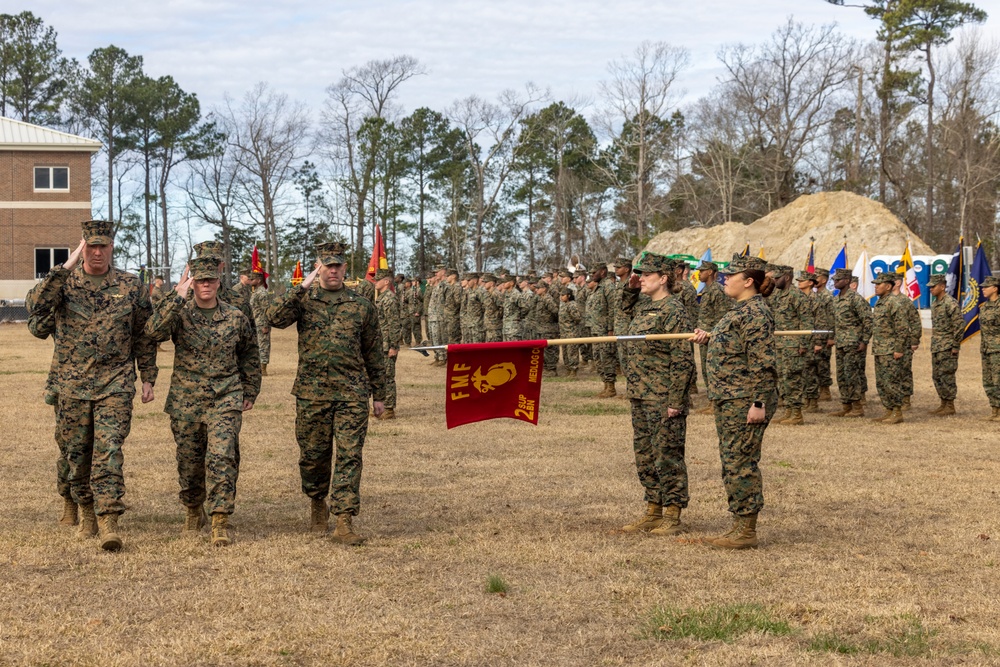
[22,0,998,120]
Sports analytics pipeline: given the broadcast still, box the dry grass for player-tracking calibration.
[2,323,1000,666]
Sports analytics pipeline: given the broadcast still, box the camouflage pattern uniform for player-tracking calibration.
[482,277,504,343]
[428,276,447,362]
[928,275,963,402]
[191,241,255,325]
[557,290,583,371]
[518,282,539,341]
[832,273,873,404]
[797,275,823,403]
[813,275,835,392]
[592,275,617,384]
[707,257,777,518]
[407,281,424,346]
[250,286,272,366]
[899,291,922,401]
[696,271,733,387]
[150,281,168,305]
[575,280,593,363]
[374,281,401,410]
[502,285,523,341]
[979,285,1000,409]
[443,275,462,344]
[460,276,486,344]
[675,273,699,392]
[353,278,376,303]
[871,275,910,410]
[266,244,386,517]
[143,274,261,517]
[621,258,694,510]
[26,255,158,517]
[535,288,560,371]
[767,275,813,410]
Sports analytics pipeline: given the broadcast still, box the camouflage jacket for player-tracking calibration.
[898,294,922,347]
[705,294,777,403]
[443,281,462,320]
[833,289,873,349]
[519,289,539,339]
[930,293,963,352]
[558,300,583,337]
[534,291,559,332]
[767,286,814,350]
[250,287,272,329]
[697,281,733,331]
[188,283,254,326]
[409,284,424,317]
[375,289,402,352]
[813,289,835,344]
[483,288,503,331]
[502,289,522,334]
[144,294,261,421]
[611,279,628,335]
[981,299,1000,354]
[871,294,910,356]
[588,278,614,334]
[675,279,699,327]
[26,265,158,400]
[353,279,376,303]
[425,283,439,321]
[460,286,486,330]
[150,284,168,305]
[267,284,386,402]
[621,288,694,407]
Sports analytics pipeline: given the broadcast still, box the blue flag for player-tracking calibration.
[963,242,992,342]
[946,238,964,301]
[827,244,847,295]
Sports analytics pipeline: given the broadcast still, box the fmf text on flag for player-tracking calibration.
[445,340,547,428]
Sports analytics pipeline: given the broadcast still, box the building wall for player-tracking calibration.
[0,150,94,289]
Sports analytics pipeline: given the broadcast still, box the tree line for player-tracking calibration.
[1,1,996,284]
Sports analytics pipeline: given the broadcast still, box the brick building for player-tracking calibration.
[0,116,101,300]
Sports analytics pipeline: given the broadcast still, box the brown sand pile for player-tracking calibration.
[645,191,935,267]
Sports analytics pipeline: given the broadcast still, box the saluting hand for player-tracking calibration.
[628,272,641,289]
[174,265,194,298]
[301,261,322,289]
[63,238,86,271]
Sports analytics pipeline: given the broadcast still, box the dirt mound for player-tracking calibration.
[645,192,935,267]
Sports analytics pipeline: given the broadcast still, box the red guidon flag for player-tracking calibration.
[445,340,547,429]
[366,223,389,285]
[291,260,304,286]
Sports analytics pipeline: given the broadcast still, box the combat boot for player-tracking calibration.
[379,408,396,420]
[706,514,758,550]
[310,498,329,534]
[622,502,663,533]
[597,382,616,398]
[872,408,892,422]
[780,408,804,425]
[819,386,832,402]
[847,401,865,418]
[78,502,97,538]
[211,513,232,547]
[929,399,946,415]
[59,498,79,526]
[803,398,820,414]
[882,407,904,424]
[261,363,268,377]
[649,505,687,536]
[981,407,1000,421]
[829,403,852,417]
[330,513,366,546]
[184,504,207,533]
[938,400,955,416]
[97,513,123,552]
[901,396,912,412]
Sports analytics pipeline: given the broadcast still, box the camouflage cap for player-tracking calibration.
[796,270,818,283]
[633,252,671,274]
[982,276,1000,288]
[559,287,573,297]
[434,264,447,272]
[832,268,853,281]
[189,256,222,281]
[481,272,497,283]
[586,273,600,283]
[557,269,572,278]
[193,240,224,259]
[526,269,538,277]
[82,219,114,245]
[542,271,554,279]
[926,273,946,287]
[613,257,632,269]
[720,254,769,275]
[697,260,719,272]
[374,268,392,281]
[814,267,830,278]
[872,271,896,285]
[462,272,480,281]
[316,242,347,266]
[446,268,459,277]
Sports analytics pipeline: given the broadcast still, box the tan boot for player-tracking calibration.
[847,401,865,418]
[59,498,79,526]
[780,408,804,425]
[649,505,687,536]
[622,502,663,533]
[803,398,820,414]
[97,513,123,552]
[872,408,892,422]
[937,400,956,416]
[184,504,207,533]
[379,408,396,420]
[901,396,911,412]
[211,513,232,547]
[78,502,97,538]
[882,407,904,424]
[776,407,792,423]
[331,513,366,545]
[829,403,852,417]
[261,363,268,377]
[597,382,615,398]
[706,514,758,549]
[819,386,832,402]
[310,498,329,534]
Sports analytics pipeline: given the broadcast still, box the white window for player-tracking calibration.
[36,247,70,277]
[34,166,69,192]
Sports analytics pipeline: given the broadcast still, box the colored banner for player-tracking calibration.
[291,260,303,286]
[445,340,547,429]
[251,246,269,288]
[366,224,389,284]
[963,242,992,342]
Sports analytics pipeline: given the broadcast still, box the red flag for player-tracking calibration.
[291,260,303,286]
[366,224,389,284]
[445,340,547,429]
[251,246,269,288]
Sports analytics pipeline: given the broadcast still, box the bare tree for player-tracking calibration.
[187,127,242,281]
[221,82,310,273]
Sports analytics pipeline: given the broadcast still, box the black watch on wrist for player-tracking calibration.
[752,401,764,409]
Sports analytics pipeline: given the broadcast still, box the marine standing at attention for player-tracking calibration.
[870,272,910,425]
[828,268,872,418]
[977,276,1000,421]
[373,268,401,421]
[926,273,964,416]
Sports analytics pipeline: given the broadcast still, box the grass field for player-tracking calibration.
[2,323,1000,666]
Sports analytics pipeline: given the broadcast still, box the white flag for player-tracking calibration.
[853,250,875,304]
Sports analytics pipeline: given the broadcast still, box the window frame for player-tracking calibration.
[33,166,70,193]
[35,247,71,278]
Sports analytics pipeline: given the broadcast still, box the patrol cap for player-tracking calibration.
[982,276,1000,288]
[193,240,225,259]
[613,257,632,269]
[374,268,392,281]
[926,274,946,287]
[315,242,347,266]
[462,272,480,281]
[189,256,221,281]
[559,287,573,297]
[542,271,553,279]
[832,268,853,281]
[872,271,896,285]
[434,264,446,272]
[720,254,768,275]
[82,219,114,246]
[395,273,406,281]
[481,272,497,284]
[697,260,719,272]
[557,269,572,278]
[446,268,458,277]
[633,252,671,274]
[796,270,818,283]
[814,267,830,278]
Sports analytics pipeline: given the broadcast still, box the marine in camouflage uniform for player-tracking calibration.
[481,273,504,343]
[573,272,593,365]
[427,269,447,364]
[896,275,922,410]
[926,273,963,415]
[407,278,424,346]
[266,242,387,544]
[518,277,540,341]
[695,261,733,400]
[611,258,632,372]
[442,269,462,345]
[766,265,813,424]
[591,267,618,396]
[150,276,167,305]
[459,273,486,343]
[619,253,694,536]
[249,276,271,372]
[557,288,583,374]
[870,272,910,423]
[978,276,1000,420]
[25,220,158,551]
[143,256,261,545]
[373,269,401,418]
[795,271,823,412]
[672,261,700,394]
[534,282,560,372]
[501,276,524,341]
[700,254,777,549]
[191,241,255,326]
[829,268,872,417]
[812,268,836,399]
[353,277,376,303]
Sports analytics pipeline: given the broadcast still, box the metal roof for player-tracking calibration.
[0,116,102,152]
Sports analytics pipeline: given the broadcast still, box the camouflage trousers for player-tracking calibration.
[461,326,485,344]
[49,400,72,500]
[902,349,914,397]
[383,355,397,409]
[776,348,805,409]
[429,320,446,361]
[56,394,132,515]
[581,343,593,363]
[295,399,368,516]
[594,338,617,383]
[447,318,462,345]
[630,399,688,507]
[486,328,503,343]
[170,412,242,515]
[874,355,906,409]
[400,316,416,347]
[257,325,271,365]
[817,346,833,388]
[982,351,1000,408]
[931,350,959,401]
[503,326,522,342]
[561,343,580,371]
[713,395,775,516]
[835,346,866,403]
[539,328,559,371]
[699,344,709,388]
[803,348,821,400]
